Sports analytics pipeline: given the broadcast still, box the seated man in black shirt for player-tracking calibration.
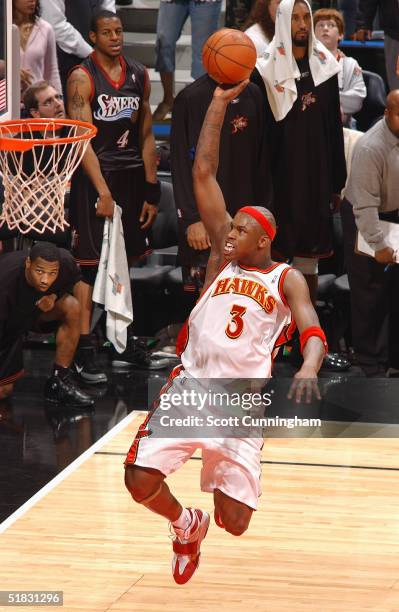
[0,242,93,407]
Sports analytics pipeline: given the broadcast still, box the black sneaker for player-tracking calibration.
[73,346,108,384]
[321,352,351,372]
[44,373,95,407]
[110,336,171,371]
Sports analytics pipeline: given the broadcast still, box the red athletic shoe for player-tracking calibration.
[171,508,210,584]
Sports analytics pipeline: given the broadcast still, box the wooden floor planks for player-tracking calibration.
[1,414,399,612]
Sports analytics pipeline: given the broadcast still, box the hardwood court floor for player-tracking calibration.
[1,414,399,612]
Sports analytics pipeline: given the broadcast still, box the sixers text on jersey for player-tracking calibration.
[94,94,141,121]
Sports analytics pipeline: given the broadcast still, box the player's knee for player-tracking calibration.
[59,295,80,324]
[124,466,163,503]
[0,384,14,399]
[223,516,249,537]
[219,508,251,536]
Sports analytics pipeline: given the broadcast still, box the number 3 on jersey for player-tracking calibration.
[225,304,247,339]
[117,129,130,149]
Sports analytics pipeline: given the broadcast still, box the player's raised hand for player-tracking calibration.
[213,79,249,104]
[36,293,57,313]
[287,365,321,404]
[140,202,158,230]
[96,193,115,218]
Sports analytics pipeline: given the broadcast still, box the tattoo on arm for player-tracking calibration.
[71,86,85,120]
[67,70,91,121]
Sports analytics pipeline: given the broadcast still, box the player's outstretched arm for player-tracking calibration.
[283,269,327,403]
[67,68,114,218]
[139,73,159,229]
[193,80,249,285]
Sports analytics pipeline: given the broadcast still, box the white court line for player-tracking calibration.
[0,409,147,535]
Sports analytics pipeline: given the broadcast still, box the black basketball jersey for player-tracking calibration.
[78,52,147,171]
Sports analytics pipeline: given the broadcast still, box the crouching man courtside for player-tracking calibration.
[0,242,93,407]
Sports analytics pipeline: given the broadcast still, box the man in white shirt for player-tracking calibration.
[341,90,399,377]
[41,0,116,94]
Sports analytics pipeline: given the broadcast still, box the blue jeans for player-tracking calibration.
[337,0,358,38]
[155,0,222,79]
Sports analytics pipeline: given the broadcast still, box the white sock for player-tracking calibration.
[172,507,192,531]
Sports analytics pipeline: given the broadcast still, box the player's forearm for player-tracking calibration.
[81,144,112,197]
[193,97,227,180]
[141,132,158,184]
[302,337,325,373]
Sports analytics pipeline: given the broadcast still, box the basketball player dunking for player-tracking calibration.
[67,10,161,382]
[124,81,328,584]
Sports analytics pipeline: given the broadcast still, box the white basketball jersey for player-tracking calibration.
[181,261,295,378]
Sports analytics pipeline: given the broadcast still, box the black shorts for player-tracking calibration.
[182,265,206,294]
[69,166,151,267]
[0,338,24,387]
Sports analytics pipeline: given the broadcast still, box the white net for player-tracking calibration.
[0,119,96,234]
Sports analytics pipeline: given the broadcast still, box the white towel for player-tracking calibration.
[93,205,133,353]
[256,0,340,121]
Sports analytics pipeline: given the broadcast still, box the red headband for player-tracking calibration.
[239,206,276,241]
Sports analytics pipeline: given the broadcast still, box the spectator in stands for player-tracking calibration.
[40,0,115,96]
[314,8,366,127]
[353,0,399,91]
[341,90,399,377]
[338,0,358,38]
[12,0,62,95]
[152,0,222,121]
[243,0,280,57]
[254,0,350,371]
[225,0,254,30]
[23,80,66,119]
[170,72,272,308]
[20,81,71,251]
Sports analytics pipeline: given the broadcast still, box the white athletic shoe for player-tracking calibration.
[170,508,210,585]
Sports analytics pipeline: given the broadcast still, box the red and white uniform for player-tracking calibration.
[181,261,294,378]
[125,261,295,510]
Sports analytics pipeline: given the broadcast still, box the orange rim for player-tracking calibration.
[0,118,97,151]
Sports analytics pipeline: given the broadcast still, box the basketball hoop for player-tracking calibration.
[0,118,97,234]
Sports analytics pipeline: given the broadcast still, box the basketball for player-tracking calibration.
[202,28,257,85]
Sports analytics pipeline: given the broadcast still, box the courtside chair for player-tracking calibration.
[353,69,386,132]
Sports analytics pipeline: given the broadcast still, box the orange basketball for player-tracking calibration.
[202,28,257,85]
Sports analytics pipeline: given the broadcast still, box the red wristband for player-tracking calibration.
[299,326,328,354]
